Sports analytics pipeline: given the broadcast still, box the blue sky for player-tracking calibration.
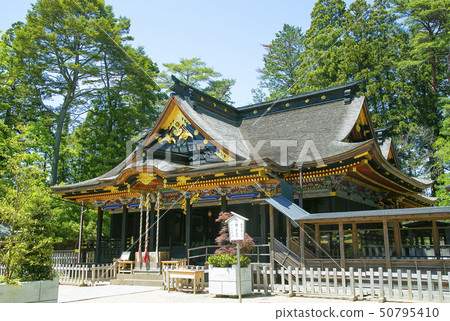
[0,0,355,106]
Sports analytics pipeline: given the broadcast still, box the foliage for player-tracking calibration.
[8,0,160,186]
[258,24,305,100]
[253,0,449,195]
[207,253,251,268]
[213,211,255,255]
[160,57,236,104]
[0,121,56,282]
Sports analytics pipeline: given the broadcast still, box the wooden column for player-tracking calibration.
[121,206,128,252]
[432,220,441,259]
[286,217,292,248]
[269,205,276,291]
[393,221,402,259]
[185,197,192,255]
[298,166,303,208]
[383,220,391,269]
[315,224,321,257]
[149,202,156,251]
[260,205,267,244]
[94,207,103,264]
[352,223,359,258]
[220,195,228,212]
[339,222,345,269]
[299,222,305,268]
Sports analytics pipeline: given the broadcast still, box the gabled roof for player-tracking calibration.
[51,77,433,203]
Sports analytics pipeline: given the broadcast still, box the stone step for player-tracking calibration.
[110,278,164,287]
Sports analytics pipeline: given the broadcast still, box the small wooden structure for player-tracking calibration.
[167,269,205,294]
[116,252,134,274]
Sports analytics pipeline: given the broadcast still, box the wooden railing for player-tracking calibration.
[301,258,450,273]
[52,250,95,264]
[251,264,450,302]
[53,263,117,286]
[52,250,77,264]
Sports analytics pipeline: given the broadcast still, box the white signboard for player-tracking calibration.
[227,212,248,241]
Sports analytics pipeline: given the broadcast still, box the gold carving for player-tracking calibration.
[176,176,188,185]
[137,173,156,185]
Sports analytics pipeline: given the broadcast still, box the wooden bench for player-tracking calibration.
[117,252,134,274]
[167,269,204,294]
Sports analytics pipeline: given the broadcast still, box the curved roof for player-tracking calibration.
[51,78,433,203]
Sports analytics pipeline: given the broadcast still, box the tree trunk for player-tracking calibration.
[50,107,68,186]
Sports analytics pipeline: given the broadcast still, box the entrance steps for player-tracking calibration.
[110,271,164,287]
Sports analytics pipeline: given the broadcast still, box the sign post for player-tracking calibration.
[226,211,248,303]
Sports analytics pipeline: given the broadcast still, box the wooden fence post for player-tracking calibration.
[378,267,385,303]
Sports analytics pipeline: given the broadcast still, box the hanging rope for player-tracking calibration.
[143,193,151,263]
[155,191,161,264]
[138,194,144,263]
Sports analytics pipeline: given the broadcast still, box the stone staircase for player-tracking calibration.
[110,271,164,287]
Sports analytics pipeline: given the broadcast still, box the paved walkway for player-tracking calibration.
[58,283,359,303]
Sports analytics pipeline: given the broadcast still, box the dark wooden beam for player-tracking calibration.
[149,202,156,252]
[185,197,192,256]
[339,222,345,269]
[94,207,103,264]
[383,220,391,269]
[432,220,440,259]
[121,206,128,252]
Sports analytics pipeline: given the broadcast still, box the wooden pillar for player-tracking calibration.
[298,166,303,208]
[352,223,359,258]
[149,202,156,251]
[432,220,441,259]
[260,205,267,244]
[220,195,228,212]
[77,201,85,264]
[185,197,192,256]
[383,220,391,269]
[121,206,128,252]
[94,207,103,264]
[315,224,321,257]
[339,222,345,269]
[393,221,402,259]
[286,217,291,248]
[299,222,305,268]
[269,205,275,271]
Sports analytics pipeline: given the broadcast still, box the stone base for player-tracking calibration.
[208,265,252,296]
[0,277,59,303]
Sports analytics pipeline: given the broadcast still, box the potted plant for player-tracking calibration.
[207,211,255,296]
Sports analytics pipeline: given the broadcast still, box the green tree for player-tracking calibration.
[0,121,55,282]
[257,24,305,99]
[295,0,347,92]
[67,44,160,183]
[11,0,155,186]
[434,98,450,205]
[395,0,449,191]
[160,57,235,103]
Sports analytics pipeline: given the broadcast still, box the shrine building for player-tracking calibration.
[51,76,450,271]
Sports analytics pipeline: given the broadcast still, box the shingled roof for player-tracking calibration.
[51,77,433,195]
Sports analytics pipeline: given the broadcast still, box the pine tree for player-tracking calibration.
[257,24,305,99]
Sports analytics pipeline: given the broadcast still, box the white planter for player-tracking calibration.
[208,265,252,296]
[0,276,59,303]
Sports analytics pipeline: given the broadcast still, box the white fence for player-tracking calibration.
[251,265,450,303]
[53,263,117,286]
[52,250,78,264]
[52,250,94,264]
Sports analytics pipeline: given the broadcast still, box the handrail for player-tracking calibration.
[273,238,301,261]
[288,237,318,258]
